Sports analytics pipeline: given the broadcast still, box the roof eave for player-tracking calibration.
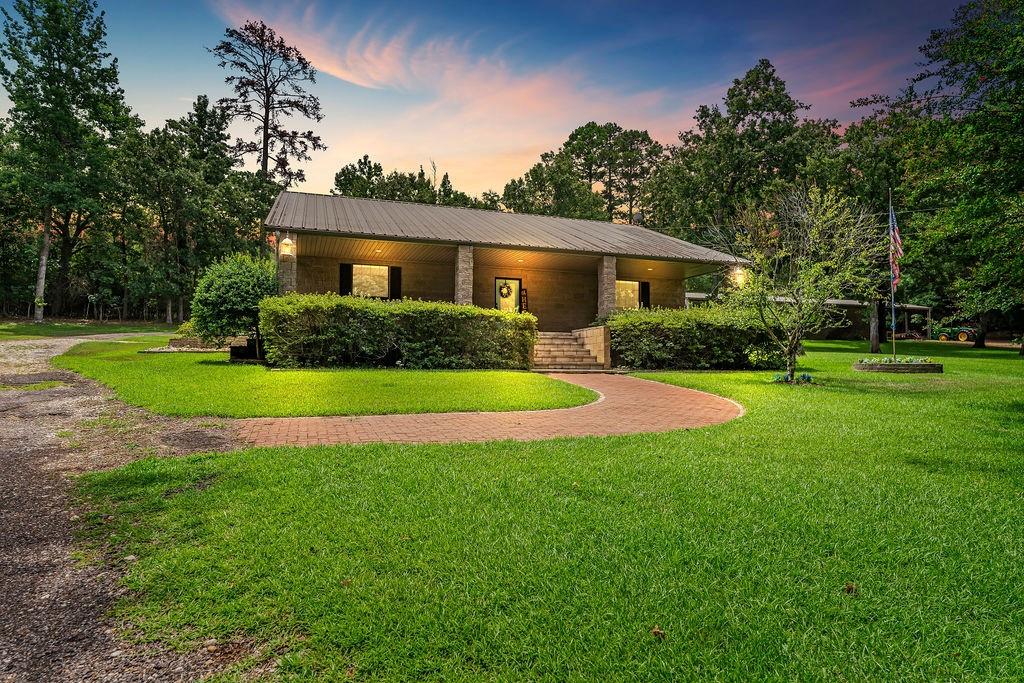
[267,224,744,267]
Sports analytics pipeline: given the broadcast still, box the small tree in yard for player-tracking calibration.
[723,188,884,381]
[191,254,276,348]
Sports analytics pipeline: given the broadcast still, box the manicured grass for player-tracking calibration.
[78,342,1024,680]
[54,337,596,417]
[0,318,175,341]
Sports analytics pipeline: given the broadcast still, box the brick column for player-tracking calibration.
[597,255,616,319]
[277,234,297,294]
[455,244,474,304]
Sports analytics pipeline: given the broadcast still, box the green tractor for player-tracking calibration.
[932,325,976,342]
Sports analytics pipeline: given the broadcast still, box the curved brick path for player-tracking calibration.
[234,373,743,447]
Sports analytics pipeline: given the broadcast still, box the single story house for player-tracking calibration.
[267,191,741,333]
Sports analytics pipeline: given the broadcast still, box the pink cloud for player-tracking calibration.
[207,0,717,195]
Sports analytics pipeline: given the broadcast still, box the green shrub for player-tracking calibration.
[259,294,537,369]
[607,306,785,370]
[174,319,196,337]
[191,254,277,345]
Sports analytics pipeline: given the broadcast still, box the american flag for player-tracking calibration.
[889,204,903,289]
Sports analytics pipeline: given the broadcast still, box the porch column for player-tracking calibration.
[455,244,474,304]
[597,255,616,319]
[277,232,297,294]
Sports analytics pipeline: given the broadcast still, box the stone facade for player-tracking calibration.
[455,245,474,304]
[596,255,617,320]
[572,325,611,369]
[278,254,297,293]
[296,255,455,301]
[472,264,598,332]
[649,277,686,308]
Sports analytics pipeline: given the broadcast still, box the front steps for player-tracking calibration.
[532,331,604,371]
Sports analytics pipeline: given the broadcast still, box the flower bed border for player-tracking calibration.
[852,362,943,374]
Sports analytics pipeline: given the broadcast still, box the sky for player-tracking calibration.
[4,0,963,195]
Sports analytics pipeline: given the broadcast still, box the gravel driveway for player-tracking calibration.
[0,335,242,682]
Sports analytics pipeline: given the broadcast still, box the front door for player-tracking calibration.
[494,277,522,313]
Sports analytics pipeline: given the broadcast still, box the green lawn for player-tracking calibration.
[77,342,1024,680]
[53,337,596,417]
[0,318,175,341]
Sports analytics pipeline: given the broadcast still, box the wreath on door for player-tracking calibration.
[498,283,514,299]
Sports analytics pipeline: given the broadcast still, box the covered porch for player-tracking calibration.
[276,232,717,332]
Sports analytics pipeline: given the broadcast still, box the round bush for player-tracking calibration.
[191,254,277,344]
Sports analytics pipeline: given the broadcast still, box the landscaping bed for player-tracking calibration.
[853,356,943,373]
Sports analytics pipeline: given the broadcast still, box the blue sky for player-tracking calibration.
[5,0,963,194]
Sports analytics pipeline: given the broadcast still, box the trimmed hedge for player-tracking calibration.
[607,306,785,370]
[259,293,537,369]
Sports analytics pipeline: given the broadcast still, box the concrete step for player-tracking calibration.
[532,362,602,368]
[532,331,604,370]
[533,347,596,356]
[534,343,590,350]
[534,355,599,363]
[534,368,624,374]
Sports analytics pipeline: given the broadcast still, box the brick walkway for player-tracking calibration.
[234,373,743,447]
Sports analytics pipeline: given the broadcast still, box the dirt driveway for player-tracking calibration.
[0,335,242,682]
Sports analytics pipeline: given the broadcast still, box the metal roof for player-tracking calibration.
[266,191,741,265]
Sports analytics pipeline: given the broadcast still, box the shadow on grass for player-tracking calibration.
[81,457,221,504]
[902,453,1024,483]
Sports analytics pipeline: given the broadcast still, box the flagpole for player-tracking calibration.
[889,188,897,359]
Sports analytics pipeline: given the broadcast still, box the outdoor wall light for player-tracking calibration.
[731,266,748,287]
[279,235,295,260]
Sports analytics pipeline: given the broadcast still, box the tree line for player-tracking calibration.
[0,1,322,321]
[333,1,1023,346]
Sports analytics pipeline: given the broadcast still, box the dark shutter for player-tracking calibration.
[388,266,402,300]
[339,263,353,295]
[639,281,651,308]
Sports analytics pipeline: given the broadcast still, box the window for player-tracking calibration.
[340,263,400,299]
[615,280,640,309]
[352,264,390,298]
[615,280,651,309]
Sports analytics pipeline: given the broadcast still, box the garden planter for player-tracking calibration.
[853,362,943,373]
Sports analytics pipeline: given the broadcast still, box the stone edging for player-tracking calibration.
[852,362,944,373]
